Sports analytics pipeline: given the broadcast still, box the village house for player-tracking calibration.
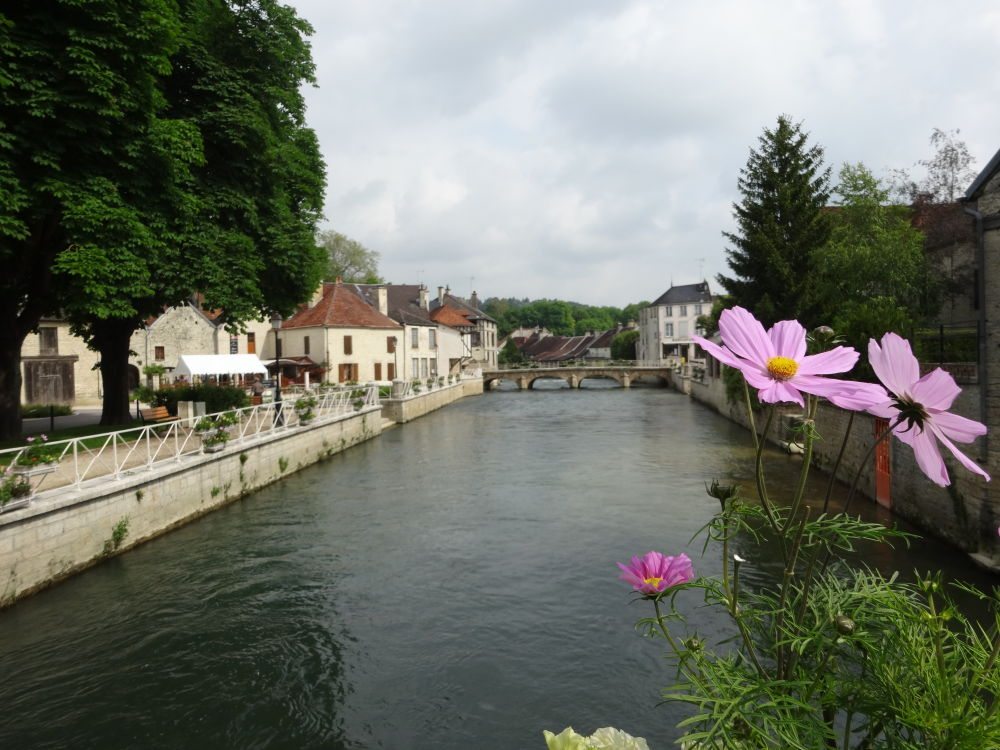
[19,318,102,406]
[636,281,713,366]
[429,288,499,369]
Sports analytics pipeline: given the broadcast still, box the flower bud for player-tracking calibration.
[706,479,739,510]
[834,614,856,636]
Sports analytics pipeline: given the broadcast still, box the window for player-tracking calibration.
[679,320,689,337]
[304,335,310,355]
[412,358,419,376]
[430,359,438,376]
[344,335,353,355]
[387,336,396,353]
[679,305,687,316]
[337,363,358,383]
[470,331,481,347]
[421,359,429,377]
[388,363,396,380]
[665,323,674,338]
[39,327,58,356]
[374,363,382,380]
[411,328,419,348]
[247,332,256,354]
[429,329,437,349]
[229,335,239,354]
[154,346,165,361]
[664,305,672,316]
[695,304,703,315]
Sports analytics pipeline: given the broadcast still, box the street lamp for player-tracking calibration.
[271,313,283,425]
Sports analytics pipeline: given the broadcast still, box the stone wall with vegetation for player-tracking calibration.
[0,408,383,608]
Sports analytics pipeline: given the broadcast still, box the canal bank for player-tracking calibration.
[0,378,482,608]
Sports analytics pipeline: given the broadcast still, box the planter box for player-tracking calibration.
[202,442,227,454]
[11,463,57,477]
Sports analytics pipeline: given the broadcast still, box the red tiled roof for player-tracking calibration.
[430,305,474,329]
[284,282,402,330]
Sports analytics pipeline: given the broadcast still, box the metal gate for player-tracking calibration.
[874,417,891,508]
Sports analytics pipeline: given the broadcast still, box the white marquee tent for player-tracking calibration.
[172,354,268,379]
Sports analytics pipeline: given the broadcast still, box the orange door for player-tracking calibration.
[874,418,891,508]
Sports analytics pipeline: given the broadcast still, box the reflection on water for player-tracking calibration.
[0,388,992,749]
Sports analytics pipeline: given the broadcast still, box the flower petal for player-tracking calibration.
[797,346,859,376]
[868,333,920,397]
[692,336,744,369]
[768,320,807,360]
[906,427,951,486]
[793,375,886,410]
[719,307,774,366]
[911,368,961,412]
[931,411,987,444]
[928,423,991,482]
[866,399,900,420]
[758,379,804,406]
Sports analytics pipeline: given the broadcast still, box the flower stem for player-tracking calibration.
[784,397,817,533]
[822,410,854,516]
[753,407,781,537]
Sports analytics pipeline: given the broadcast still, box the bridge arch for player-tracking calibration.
[578,372,623,387]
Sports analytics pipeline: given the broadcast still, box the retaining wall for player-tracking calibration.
[381,378,484,424]
[0,407,383,607]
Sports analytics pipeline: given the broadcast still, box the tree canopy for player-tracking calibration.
[481,297,647,338]
[890,128,978,204]
[0,0,326,433]
[717,115,832,329]
[320,230,382,283]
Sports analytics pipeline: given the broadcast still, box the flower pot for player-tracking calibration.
[12,463,57,477]
[298,416,314,426]
[202,442,227,454]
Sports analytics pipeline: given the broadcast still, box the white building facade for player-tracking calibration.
[637,282,713,366]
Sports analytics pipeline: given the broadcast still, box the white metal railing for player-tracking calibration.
[0,384,380,497]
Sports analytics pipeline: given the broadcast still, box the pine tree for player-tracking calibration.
[717,116,832,328]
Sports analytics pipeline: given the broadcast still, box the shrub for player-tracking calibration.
[20,403,72,418]
[153,385,249,416]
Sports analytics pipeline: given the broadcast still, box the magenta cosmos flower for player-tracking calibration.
[617,551,694,595]
[867,332,989,487]
[693,307,886,409]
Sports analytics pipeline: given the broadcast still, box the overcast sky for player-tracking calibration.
[286,0,1000,307]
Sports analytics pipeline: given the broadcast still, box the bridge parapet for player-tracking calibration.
[482,364,672,391]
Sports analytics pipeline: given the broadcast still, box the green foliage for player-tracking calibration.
[481,297,647,338]
[319,230,381,283]
[498,337,526,365]
[610,330,639,360]
[152,385,248,416]
[20,404,72,418]
[890,128,978,204]
[811,163,937,365]
[142,364,167,377]
[0,474,32,506]
[110,517,130,550]
[717,115,832,328]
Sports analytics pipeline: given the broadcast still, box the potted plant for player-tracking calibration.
[0,470,33,512]
[12,434,60,476]
[411,379,422,394]
[195,411,238,453]
[437,376,445,387]
[294,395,317,425]
[353,397,365,411]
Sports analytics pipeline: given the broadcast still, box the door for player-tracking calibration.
[874,418,891,508]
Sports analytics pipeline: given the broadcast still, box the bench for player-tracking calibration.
[139,406,179,425]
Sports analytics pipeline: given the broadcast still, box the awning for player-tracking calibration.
[173,354,269,378]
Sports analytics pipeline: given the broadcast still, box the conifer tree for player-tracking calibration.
[717,116,832,328]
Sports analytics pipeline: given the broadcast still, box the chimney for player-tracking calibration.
[419,284,429,310]
[309,283,325,308]
[470,290,479,309]
[437,286,445,306]
[376,286,388,316]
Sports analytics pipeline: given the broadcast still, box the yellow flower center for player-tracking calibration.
[766,356,799,381]
[643,576,663,588]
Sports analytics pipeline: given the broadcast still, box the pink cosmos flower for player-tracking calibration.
[867,332,989,487]
[617,551,694,595]
[693,307,886,409]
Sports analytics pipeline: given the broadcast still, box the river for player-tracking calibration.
[0,383,993,749]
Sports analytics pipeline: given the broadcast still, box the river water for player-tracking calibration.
[0,383,993,749]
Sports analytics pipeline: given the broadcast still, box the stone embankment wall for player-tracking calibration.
[683,373,996,565]
[381,378,484,424]
[1,378,488,608]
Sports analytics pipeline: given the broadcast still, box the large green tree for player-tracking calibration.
[811,163,935,360]
[0,0,326,433]
[718,116,832,328]
[320,230,382,283]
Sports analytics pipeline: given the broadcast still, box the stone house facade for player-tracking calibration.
[19,319,102,405]
[637,282,713,366]
[429,288,498,369]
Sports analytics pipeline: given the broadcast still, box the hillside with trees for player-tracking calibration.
[481,298,648,338]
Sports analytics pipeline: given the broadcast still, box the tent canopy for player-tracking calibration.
[173,354,269,378]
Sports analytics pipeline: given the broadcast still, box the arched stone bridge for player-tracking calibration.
[482,364,674,390]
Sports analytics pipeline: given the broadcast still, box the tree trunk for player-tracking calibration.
[92,318,139,426]
[0,331,26,440]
